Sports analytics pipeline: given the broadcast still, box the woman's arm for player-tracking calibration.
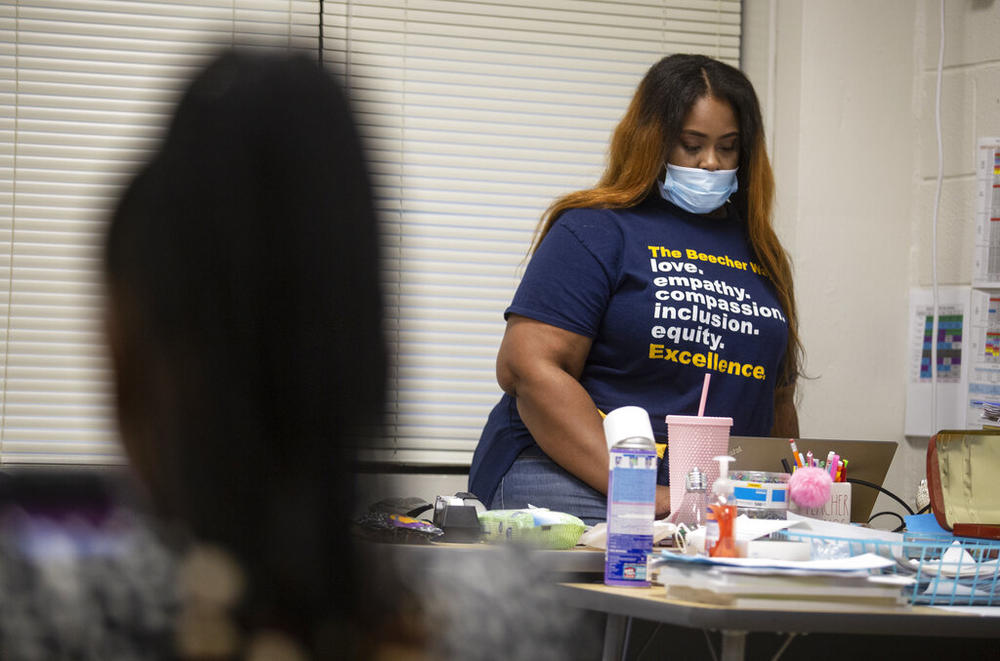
[497,314,670,516]
[770,384,800,438]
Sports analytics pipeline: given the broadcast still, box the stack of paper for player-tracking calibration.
[652,552,916,611]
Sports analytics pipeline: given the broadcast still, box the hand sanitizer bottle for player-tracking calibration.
[603,406,657,587]
[675,466,707,530]
[706,455,739,558]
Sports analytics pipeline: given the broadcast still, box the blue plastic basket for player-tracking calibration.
[778,530,1000,606]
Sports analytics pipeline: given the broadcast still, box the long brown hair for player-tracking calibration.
[534,54,802,387]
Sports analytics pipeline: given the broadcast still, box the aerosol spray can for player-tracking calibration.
[603,406,657,586]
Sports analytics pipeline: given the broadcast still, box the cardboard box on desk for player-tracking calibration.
[788,482,851,523]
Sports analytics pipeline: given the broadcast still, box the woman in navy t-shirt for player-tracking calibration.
[469,54,803,525]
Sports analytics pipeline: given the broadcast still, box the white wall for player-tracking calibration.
[913,0,1000,285]
[908,0,1000,511]
[366,1,1000,524]
[355,472,468,516]
[745,0,1000,524]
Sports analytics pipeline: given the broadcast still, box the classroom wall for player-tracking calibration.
[367,1,1000,522]
[912,0,1000,286]
[908,0,1000,508]
[746,0,1000,522]
[355,471,468,515]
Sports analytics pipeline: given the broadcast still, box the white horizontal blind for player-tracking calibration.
[324,0,741,464]
[0,0,739,466]
[0,0,320,464]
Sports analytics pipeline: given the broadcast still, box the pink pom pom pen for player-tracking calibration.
[789,466,832,509]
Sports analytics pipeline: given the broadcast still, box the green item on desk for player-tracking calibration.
[478,508,586,549]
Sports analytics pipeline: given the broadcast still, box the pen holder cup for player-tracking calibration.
[665,415,733,524]
[789,481,852,523]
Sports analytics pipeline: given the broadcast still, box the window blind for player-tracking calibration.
[0,0,740,466]
[323,0,741,464]
[0,0,319,464]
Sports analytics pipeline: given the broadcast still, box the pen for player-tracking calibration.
[781,457,792,474]
[806,450,813,468]
[789,438,802,467]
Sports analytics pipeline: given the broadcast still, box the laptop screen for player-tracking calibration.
[727,436,898,523]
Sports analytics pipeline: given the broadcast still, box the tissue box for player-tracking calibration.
[789,482,851,523]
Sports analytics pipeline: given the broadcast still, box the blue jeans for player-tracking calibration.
[491,446,607,525]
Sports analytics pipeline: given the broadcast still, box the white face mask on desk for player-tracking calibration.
[658,163,739,215]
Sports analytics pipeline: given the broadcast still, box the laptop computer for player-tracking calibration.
[727,436,898,523]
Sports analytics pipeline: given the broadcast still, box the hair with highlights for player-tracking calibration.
[534,54,801,387]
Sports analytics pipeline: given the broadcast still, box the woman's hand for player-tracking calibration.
[496,314,610,494]
[655,485,671,519]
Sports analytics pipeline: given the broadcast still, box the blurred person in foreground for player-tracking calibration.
[104,49,386,659]
[103,48,600,661]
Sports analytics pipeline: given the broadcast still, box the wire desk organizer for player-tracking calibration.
[777,530,1000,607]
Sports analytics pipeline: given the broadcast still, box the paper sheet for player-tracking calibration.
[654,550,894,574]
[733,515,800,541]
[785,512,903,544]
[905,286,970,435]
[931,606,1000,616]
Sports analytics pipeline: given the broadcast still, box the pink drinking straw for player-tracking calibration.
[697,373,711,416]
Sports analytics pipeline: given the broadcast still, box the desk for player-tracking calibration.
[363,539,604,577]
[558,582,1000,661]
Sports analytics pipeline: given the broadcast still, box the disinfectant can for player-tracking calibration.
[603,406,657,586]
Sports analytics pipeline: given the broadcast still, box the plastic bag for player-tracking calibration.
[477,507,585,550]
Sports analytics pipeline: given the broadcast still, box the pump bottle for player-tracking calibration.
[675,466,707,530]
[705,455,739,558]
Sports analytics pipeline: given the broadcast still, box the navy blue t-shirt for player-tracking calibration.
[469,195,789,506]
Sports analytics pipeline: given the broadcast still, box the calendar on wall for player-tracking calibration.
[905,286,969,436]
[905,138,1000,436]
[973,138,1000,284]
[967,138,1000,429]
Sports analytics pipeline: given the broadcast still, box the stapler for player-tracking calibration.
[432,492,485,543]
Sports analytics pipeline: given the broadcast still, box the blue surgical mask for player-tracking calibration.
[658,164,739,215]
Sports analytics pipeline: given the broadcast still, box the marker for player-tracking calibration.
[829,453,839,479]
[806,450,813,467]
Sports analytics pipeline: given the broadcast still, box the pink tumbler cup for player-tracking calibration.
[665,415,733,523]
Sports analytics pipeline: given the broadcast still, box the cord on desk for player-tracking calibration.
[879,504,931,532]
[846,478,914,532]
[868,510,906,532]
[846,478,914,515]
